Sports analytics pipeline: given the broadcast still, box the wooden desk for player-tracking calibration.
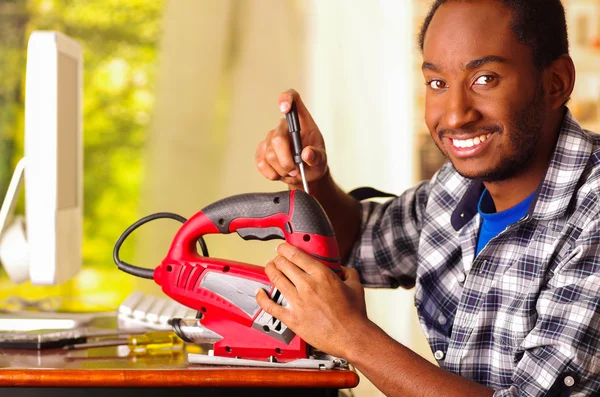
[0,345,359,396]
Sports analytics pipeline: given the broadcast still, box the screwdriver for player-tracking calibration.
[285,101,309,194]
[63,331,184,353]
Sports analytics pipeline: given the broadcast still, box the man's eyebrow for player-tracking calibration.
[465,55,508,70]
[421,56,508,73]
[421,61,439,72]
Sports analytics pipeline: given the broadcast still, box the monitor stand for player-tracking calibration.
[0,158,29,283]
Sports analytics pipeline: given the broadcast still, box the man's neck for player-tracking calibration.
[483,172,543,212]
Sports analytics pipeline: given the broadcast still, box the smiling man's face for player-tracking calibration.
[422,0,550,182]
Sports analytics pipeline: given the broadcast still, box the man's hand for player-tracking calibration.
[256,244,495,397]
[255,89,328,189]
[255,89,362,263]
[255,242,369,359]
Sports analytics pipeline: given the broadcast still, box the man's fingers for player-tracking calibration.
[255,288,287,321]
[275,89,328,184]
[271,119,297,176]
[256,140,282,181]
[265,261,299,301]
[278,89,316,130]
[265,147,290,178]
[273,255,310,287]
[276,243,326,275]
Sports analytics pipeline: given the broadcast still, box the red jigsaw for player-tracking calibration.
[116,189,341,362]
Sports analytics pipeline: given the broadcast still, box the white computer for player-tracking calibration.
[0,31,83,285]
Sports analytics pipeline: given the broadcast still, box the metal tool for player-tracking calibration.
[286,101,309,194]
[64,331,184,353]
[114,189,341,365]
[0,328,144,350]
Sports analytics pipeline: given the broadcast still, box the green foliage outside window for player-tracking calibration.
[0,0,164,303]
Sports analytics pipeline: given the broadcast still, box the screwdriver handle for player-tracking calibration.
[128,331,183,350]
[285,101,303,165]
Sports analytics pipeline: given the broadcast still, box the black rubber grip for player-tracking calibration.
[202,192,291,233]
[202,190,335,238]
[290,190,335,236]
[237,227,285,241]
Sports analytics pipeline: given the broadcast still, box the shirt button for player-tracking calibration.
[564,376,575,387]
[434,350,445,360]
[438,315,447,325]
[457,273,466,283]
[479,260,488,274]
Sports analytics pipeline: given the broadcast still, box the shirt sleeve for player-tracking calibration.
[493,216,600,397]
[344,179,434,289]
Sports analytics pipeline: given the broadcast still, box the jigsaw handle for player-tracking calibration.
[203,190,334,238]
[165,190,341,269]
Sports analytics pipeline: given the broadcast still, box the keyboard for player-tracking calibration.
[117,291,197,330]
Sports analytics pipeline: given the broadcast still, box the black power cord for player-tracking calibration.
[113,212,209,279]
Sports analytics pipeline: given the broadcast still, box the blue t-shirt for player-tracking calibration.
[475,189,535,256]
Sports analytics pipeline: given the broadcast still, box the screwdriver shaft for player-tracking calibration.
[298,163,309,194]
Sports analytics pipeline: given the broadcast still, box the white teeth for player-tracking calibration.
[452,133,492,148]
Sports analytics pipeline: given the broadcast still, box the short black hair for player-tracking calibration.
[418,0,569,68]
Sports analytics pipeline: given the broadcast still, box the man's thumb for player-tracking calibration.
[302,146,327,168]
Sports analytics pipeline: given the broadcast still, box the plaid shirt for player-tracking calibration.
[346,110,600,397]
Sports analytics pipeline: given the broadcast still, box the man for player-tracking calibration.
[254,0,599,396]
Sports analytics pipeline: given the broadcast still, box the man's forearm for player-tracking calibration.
[345,320,495,397]
[291,168,362,262]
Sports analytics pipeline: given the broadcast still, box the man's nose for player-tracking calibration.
[441,87,480,130]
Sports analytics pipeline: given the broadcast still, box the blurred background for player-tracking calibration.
[1,0,599,395]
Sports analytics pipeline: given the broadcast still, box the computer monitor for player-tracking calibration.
[0,31,83,285]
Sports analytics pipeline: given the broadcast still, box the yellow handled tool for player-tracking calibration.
[64,331,184,353]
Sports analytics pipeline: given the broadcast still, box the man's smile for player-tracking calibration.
[451,133,492,148]
[444,132,496,158]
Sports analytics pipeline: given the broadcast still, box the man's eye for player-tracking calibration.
[427,80,447,90]
[474,75,496,85]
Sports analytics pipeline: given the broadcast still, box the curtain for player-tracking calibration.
[139,1,432,395]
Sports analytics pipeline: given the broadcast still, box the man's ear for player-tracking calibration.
[545,55,576,109]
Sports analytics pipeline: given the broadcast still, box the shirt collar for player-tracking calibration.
[451,108,593,230]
